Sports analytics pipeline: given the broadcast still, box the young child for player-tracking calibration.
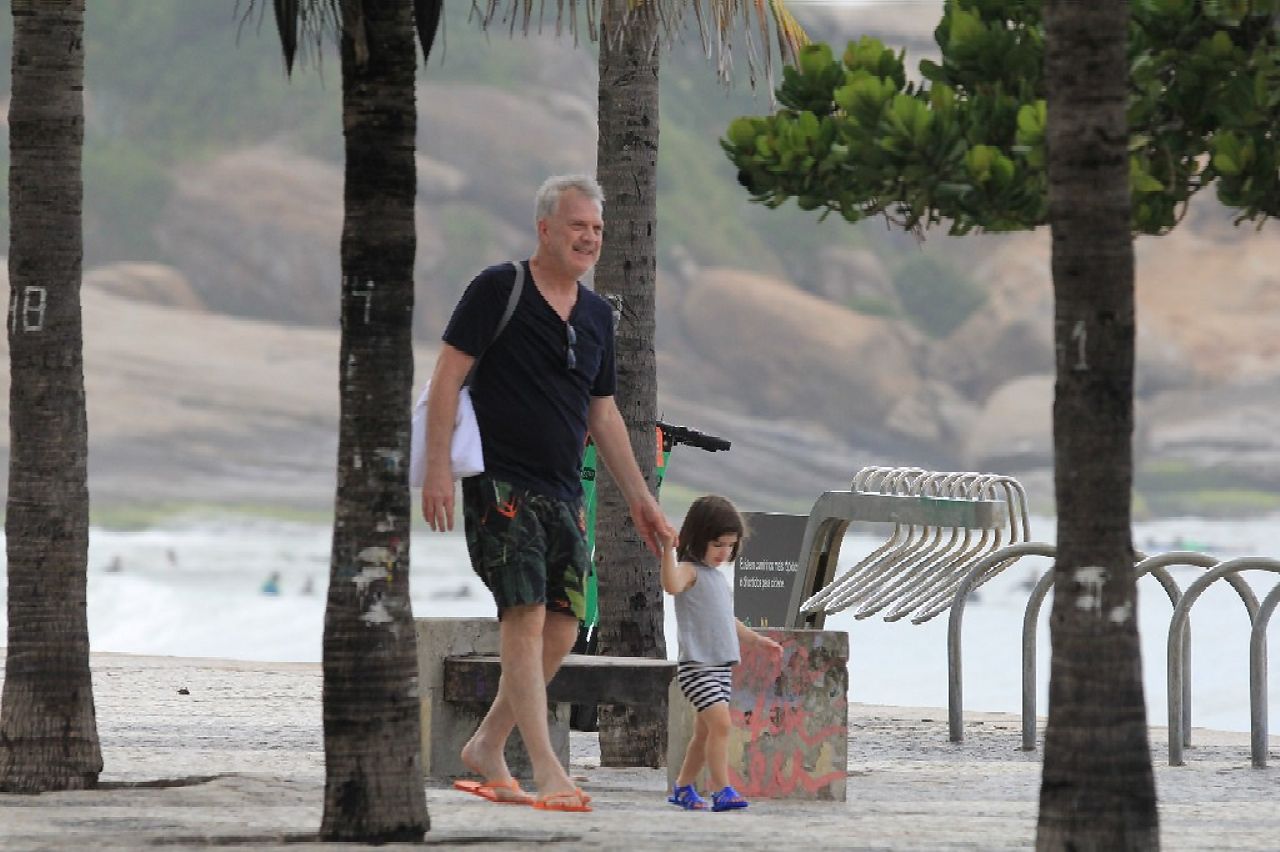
[660,495,783,812]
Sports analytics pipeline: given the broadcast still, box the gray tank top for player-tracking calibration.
[674,561,740,665]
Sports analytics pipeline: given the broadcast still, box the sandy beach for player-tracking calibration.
[0,653,1277,850]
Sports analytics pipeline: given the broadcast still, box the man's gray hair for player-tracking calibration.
[534,174,605,225]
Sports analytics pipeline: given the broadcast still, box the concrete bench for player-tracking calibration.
[416,618,675,780]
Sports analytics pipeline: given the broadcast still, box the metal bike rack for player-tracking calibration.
[1167,558,1277,766]
[1250,581,1280,767]
[788,467,1014,630]
[1008,552,1270,758]
[946,542,1055,743]
[790,466,1280,759]
[789,466,1045,745]
[1014,552,1239,751]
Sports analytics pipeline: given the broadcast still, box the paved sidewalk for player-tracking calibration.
[1,654,1277,850]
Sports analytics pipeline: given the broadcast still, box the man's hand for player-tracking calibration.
[420,344,475,532]
[421,469,456,531]
[629,494,676,557]
[657,527,677,554]
[587,397,677,557]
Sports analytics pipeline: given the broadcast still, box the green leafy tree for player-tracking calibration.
[268,0,440,841]
[0,0,103,794]
[722,1,1278,848]
[724,0,1278,234]
[475,0,805,766]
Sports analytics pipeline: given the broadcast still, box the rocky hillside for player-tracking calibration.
[1,2,1278,521]
[8,193,1276,522]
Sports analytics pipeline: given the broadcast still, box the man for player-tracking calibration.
[422,174,673,811]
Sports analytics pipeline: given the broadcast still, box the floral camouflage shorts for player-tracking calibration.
[461,475,590,621]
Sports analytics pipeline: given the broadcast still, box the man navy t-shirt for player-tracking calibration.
[442,260,616,502]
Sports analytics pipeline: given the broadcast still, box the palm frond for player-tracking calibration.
[274,0,299,72]
[767,0,807,68]
[698,0,808,87]
[257,0,442,74]
[473,0,807,89]
[416,0,444,62]
[470,0,595,45]
[254,0,341,75]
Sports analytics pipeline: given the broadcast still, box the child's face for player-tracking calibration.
[702,533,739,569]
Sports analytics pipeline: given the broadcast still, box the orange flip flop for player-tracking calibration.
[532,790,592,813]
[452,778,534,805]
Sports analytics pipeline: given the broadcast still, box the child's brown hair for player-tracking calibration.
[677,495,746,564]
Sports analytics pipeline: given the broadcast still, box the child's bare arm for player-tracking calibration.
[659,533,695,595]
[736,620,784,657]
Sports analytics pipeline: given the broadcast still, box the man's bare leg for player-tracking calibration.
[460,607,579,795]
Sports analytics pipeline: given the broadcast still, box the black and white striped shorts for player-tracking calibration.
[676,661,733,711]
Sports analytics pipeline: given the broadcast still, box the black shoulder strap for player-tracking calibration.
[464,260,524,386]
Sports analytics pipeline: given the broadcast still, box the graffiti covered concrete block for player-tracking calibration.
[667,629,849,801]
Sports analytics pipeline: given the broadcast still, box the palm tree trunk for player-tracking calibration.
[594,0,665,768]
[1038,2,1157,849]
[0,0,102,794]
[319,0,428,840]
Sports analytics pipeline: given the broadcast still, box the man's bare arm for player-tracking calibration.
[586,396,676,554]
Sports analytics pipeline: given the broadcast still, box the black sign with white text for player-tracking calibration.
[734,512,808,629]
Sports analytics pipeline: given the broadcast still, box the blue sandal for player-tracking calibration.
[711,785,749,812]
[667,783,708,810]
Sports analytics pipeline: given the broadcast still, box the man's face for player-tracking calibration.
[540,188,603,278]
